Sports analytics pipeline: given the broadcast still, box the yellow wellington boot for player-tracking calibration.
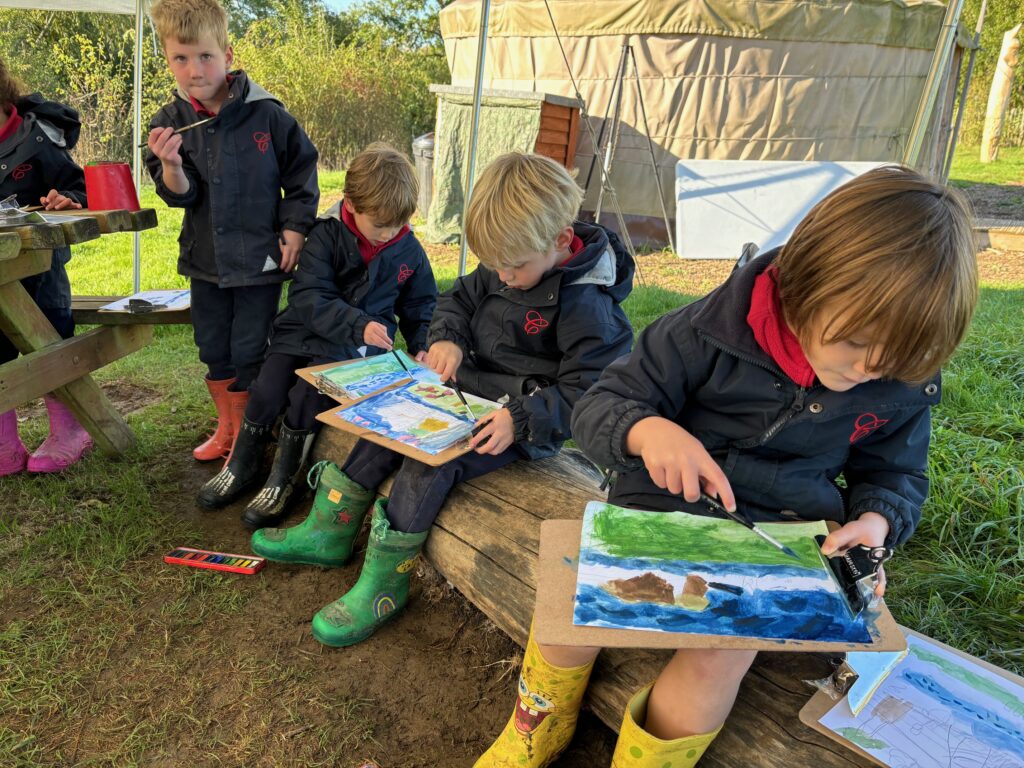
[474,627,595,768]
[610,685,721,768]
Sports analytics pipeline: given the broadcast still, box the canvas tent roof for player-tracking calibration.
[0,0,136,11]
[439,0,962,244]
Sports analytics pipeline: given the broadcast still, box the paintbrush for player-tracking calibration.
[444,378,477,421]
[137,116,217,148]
[391,349,410,372]
[699,492,801,560]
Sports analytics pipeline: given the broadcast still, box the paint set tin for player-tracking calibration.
[164,547,266,575]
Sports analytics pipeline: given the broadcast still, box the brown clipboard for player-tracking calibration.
[533,519,906,652]
[296,358,413,408]
[798,626,1024,766]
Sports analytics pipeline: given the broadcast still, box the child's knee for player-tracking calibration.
[671,647,757,684]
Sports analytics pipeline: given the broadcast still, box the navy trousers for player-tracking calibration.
[189,277,281,389]
[342,438,524,533]
[244,352,335,431]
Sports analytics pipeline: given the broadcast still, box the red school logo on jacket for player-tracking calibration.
[396,264,414,284]
[252,132,271,153]
[12,163,32,180]
[849,412,890,443]
[523,309,550,335]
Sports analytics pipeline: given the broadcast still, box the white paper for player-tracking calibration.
[99,290,191,312]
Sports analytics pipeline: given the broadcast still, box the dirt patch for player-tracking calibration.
[958,182,1024,222]
[14,379,162,423]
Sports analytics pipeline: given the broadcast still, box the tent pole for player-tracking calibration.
[457,0,491,277]
[942,0,988,180]
[132,0,143,293]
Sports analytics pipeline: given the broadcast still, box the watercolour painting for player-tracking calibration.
[335,381,498,455]
[819,634,1024,767]
[313,350,420,400]
[572,502,872,643]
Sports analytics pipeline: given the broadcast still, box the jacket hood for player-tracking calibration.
[174,71,282,112]
[15,93,81,149]
[689,247,781,369]
[560,221,635,303]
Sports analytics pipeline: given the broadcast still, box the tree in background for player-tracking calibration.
[959,0,1024,146]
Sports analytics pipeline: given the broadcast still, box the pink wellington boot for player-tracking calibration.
[27,395,94,473]
[0,409,29,477]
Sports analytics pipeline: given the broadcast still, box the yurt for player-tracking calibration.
[436,0,966,246]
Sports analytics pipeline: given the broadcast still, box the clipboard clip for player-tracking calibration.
[815,535,892,617]
[128,298,167,314]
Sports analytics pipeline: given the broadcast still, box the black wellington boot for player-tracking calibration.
[240,424,314,530]
[196,418,272,510]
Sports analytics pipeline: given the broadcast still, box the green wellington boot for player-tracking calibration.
[311,499,428,648]
[250,461,375,567]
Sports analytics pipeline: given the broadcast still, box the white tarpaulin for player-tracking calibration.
[0,0,135,12]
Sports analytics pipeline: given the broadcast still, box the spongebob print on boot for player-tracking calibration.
[474,625,594,768]
[250,461,374,567]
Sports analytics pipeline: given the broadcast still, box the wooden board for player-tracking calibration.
[534,520,905,653]
[71,295,192,325]
[0,232,20,261]
[43,208,158,233]
[312,428,878,766]
[0,249,51,285]
[1,222,66,250]
[0,325,153,412]
[799,627,1024,767]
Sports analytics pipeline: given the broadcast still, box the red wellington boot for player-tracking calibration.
[194,377,236,462]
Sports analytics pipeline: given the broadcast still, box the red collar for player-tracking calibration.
[557,234,585,267]
[341,202,410,265]
[747,264,817,387]
[187,74,233,117]
[0,106,23,144]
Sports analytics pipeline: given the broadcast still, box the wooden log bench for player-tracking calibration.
[314,429,872,767]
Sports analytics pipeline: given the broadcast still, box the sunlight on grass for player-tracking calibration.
[949,146,1024,188]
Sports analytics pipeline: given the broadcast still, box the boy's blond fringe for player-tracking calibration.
[150,0,230,52]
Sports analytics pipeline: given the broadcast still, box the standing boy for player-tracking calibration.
[196,143,437,530]
[251,153,635,648]
[146,0,319,462]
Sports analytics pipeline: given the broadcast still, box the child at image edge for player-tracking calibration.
[146,0,319,463]
[0,58,91,475]
[250,152,635,649]
[475,165,979,768]
[195,143,437,530]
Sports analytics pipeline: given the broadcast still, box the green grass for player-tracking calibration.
[0,184,1021,762]
[949,145,1024,187]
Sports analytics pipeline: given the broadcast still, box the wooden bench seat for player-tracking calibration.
[314,429,872,767]
[72,296,192,325]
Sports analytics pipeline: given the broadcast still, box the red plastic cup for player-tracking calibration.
[84,161,141,211]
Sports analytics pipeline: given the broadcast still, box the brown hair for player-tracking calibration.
[0,57,22,109]
[777,165,978,384]
[343,142,418,226]
[465,152,583,269]
[150,0,230,52]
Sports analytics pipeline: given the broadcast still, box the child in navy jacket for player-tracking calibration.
[475,166,980,768]
[251,153,634,649]
[146,0,319,463]
[0,58,92,476]
[197,143,436,528]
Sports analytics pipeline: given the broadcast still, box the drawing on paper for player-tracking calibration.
[313,350,420,400]
[572,502,871,642]
[335,381,498,455]
[819,633,1024,767]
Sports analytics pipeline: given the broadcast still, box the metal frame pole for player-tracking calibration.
[457,0,491,276]
[943,0,989,180]
[132,0,143,293]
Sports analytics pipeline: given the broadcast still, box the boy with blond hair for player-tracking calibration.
[476,165,979,768]
[251,152,635,647]
[146,0,319,463]
[198,143,437,528]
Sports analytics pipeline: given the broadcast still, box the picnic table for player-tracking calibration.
[0,208,161,454]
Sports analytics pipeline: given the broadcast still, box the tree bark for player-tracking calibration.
[981,24,1022,163]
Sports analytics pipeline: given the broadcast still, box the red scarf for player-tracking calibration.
[557,235,585,267]
[747,264,816,387]
[0,106,23,144]
[341,202,410,265]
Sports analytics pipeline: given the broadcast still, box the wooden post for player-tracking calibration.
[981,24,1022,163]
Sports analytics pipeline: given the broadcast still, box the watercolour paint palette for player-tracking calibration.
[800,628,1024,767]
[164,547,266,575]
[533,514,905,652]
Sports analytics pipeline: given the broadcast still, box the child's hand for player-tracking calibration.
[414,350,427,363]
[471,408,514,455]
[278,229,304,272]
[625,416,736,511]
[426,341,463,382]
[40,190,82,210]
[363,321,393,350]
[820,511,890,597]
[148,126,183,169]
